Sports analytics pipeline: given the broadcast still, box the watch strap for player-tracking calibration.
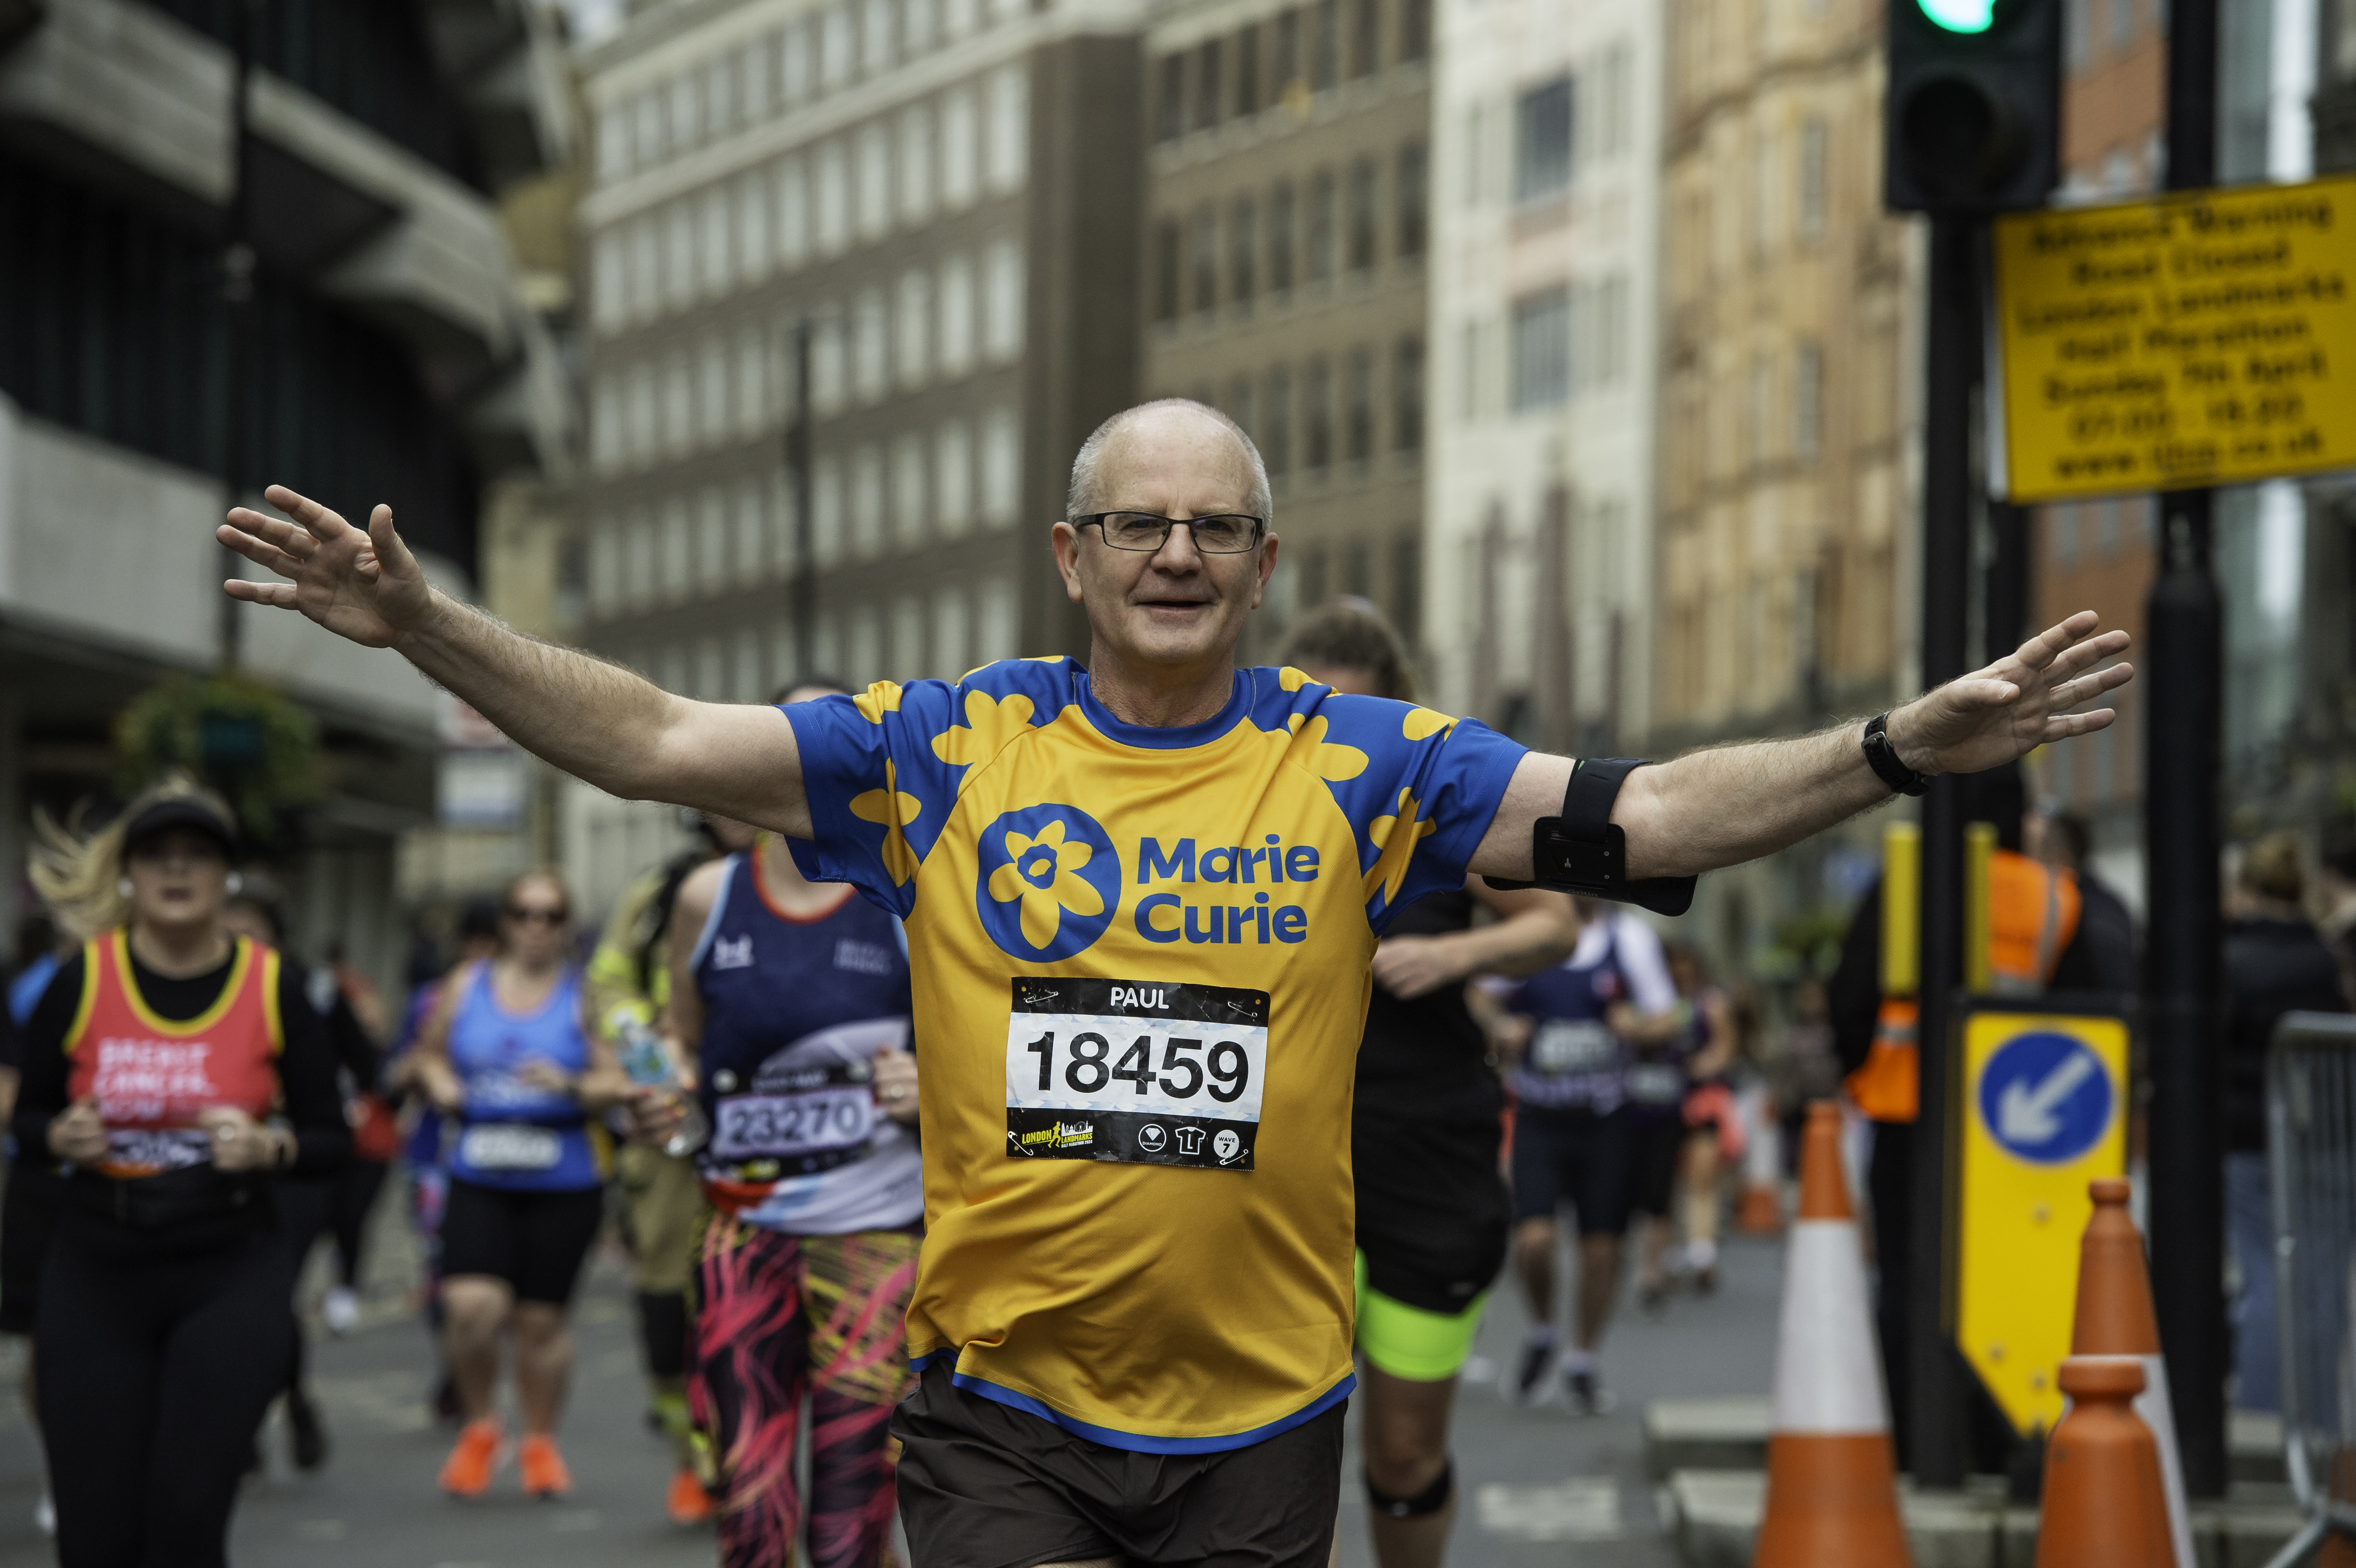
[1862,712,1929,797]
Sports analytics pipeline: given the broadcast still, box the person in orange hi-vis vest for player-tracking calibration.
[1824,764,2125,1469]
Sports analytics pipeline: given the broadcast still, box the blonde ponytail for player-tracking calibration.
[28,773,228,941]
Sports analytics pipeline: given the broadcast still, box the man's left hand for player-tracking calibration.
[1887,611,2132,778]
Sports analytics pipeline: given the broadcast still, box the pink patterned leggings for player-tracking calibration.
[690,1217,920,1568]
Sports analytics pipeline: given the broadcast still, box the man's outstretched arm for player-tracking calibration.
[1468,611,2134,884]
[220,486,812,836]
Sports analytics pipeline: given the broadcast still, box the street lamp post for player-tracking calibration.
[216,0,263,674]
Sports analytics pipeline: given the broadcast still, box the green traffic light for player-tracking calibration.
[1917,0,1995,30]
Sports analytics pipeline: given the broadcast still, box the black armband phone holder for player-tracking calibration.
[1482,757,1698,916]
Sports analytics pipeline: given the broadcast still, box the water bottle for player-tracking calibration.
[613,1013,709,1157]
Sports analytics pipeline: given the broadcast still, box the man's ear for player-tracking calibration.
[1248,532,1279,610]
[1050,520,1085,604]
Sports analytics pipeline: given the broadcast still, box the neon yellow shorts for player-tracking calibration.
[1353,1249,1489,1383]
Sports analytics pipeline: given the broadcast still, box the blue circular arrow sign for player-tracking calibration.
[1978,1030,2114,1165]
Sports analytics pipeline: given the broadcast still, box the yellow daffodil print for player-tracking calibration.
[848,760,923,885]
[1284,712,1370,781]
[974,805,1123,960]
[931,689,1039,776]
[1361,785,1438,910]
[1401,706,1456,741]
[851,682,905,724]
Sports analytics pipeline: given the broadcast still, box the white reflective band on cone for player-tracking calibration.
[2067,1352,2194,1568]
[1770,1220,1892,1436]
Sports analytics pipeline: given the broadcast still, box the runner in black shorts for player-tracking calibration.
[1488,901,1678,1414]
[1285,604,1577,1568]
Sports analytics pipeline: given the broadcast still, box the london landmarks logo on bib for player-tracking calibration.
[975,804,1123,961]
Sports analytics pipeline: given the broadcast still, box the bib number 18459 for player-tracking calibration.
[1003,978,1267,1170]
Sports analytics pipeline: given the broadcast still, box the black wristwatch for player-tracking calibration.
[1861,712,1929,797]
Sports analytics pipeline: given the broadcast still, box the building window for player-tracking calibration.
[1305,358,1333,469]
[1265,366,1293,475]
[1798,117,1828,240]
[1510,287,1571,409]
[1396,141,1427,258]
[988,65,1028,193]
[1348,157,1378,272]
[2109,0,2133,52]
[1394,334,1423,451]
[900,101,935,226]
[862,0,896,74]
[1308,170,1336,282]
[2066,0,2091,70]
[981,407,1020,525]
[1276,9,1302,90]
[1270,181,1298,291]
[1399,0,1429,60]
[1298,543,1330,607]
[1230,195,1258,306]
[1311,0,1340,88]
[1199,38,1223,130]
[897,267,933,389]
[857,120,893,242]
[938,252,975,374]
[1155,219,1182,321]
[1351,0,1378,77]
[1794,341,1822,460]
[1229,375,1255,437]
[1346,346,1374,464]
[1160,54,1186,141]
[984,238,1024,361]
[1515,76,1574,202]
[1237,24,1262,113]
[905,0,937,55]
[937,417,973,534]
[1192,206,1219,315]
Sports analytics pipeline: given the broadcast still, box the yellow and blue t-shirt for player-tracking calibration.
[785,657,1527,1452]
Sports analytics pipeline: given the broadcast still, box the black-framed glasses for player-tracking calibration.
[505,905,568,926]
[1072,512,1265,553]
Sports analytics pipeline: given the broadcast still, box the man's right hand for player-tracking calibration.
[218,485,436,648]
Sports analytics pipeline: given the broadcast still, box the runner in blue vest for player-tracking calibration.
[410,871,628,1500]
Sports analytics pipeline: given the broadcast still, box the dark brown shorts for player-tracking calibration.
[891,1360,1347,1568]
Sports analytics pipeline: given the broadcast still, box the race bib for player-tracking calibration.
[1003,978,1267,1170]
[97,1127,213,1178]
[711,1088,876,1162]
[1626,1062,1686,1105]
[1531,1019,1618,1076]
[459,1123,562,1172]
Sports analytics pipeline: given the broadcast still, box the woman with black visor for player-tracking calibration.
[15,778,349,1568]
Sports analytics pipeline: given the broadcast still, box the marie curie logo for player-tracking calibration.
[975,804,1122,961]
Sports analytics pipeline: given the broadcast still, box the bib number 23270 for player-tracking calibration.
[1004,978,1268,1170]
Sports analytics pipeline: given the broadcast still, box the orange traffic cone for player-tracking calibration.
[1752,1101,1910,1568]
[2036,1358,2174,1567]
[2069,1178,2193,1568]
[1736,1086,1784,1235]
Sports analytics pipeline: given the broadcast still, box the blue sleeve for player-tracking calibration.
[782,662,1066,917]
[1267,675,1530,936]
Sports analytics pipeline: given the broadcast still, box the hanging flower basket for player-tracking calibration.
[115,673,323,843]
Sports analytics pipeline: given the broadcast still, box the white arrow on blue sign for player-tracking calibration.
[1976,1030,2115,1165]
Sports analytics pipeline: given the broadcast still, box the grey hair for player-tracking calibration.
[1065,399,1275,526]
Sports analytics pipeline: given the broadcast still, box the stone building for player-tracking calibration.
[1136,0,1433,665]
[1650,0,1923,966]
[1421,0,1661,752]
[567,0,1144,910]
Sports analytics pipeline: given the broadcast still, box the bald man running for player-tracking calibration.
[221,398,2131,1568]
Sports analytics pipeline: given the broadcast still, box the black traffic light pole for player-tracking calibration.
[2146,0,2228,1500]
[1909,213,1979,1490]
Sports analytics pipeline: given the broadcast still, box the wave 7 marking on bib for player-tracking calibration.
[1003,977,1268,1171]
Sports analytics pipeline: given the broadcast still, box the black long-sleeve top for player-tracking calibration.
[12,939,350,1246]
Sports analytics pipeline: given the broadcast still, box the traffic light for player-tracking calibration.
[1885,0,2062,214]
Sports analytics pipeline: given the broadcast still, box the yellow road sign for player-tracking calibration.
[1955,1008,2130,1436]
[1992,176,2356,501]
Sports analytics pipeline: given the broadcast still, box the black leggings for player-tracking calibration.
[38,1220,294,1568]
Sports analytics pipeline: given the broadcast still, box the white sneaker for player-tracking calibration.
[34,1491,54,1535]
[322,1285,360,1336]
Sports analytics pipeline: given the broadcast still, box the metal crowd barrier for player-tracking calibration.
[2265,1012,2356,1567]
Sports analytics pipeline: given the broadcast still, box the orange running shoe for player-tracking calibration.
[438,1417,504,1499]
[519,1434,572,1500]
[665,1467,713,1525]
